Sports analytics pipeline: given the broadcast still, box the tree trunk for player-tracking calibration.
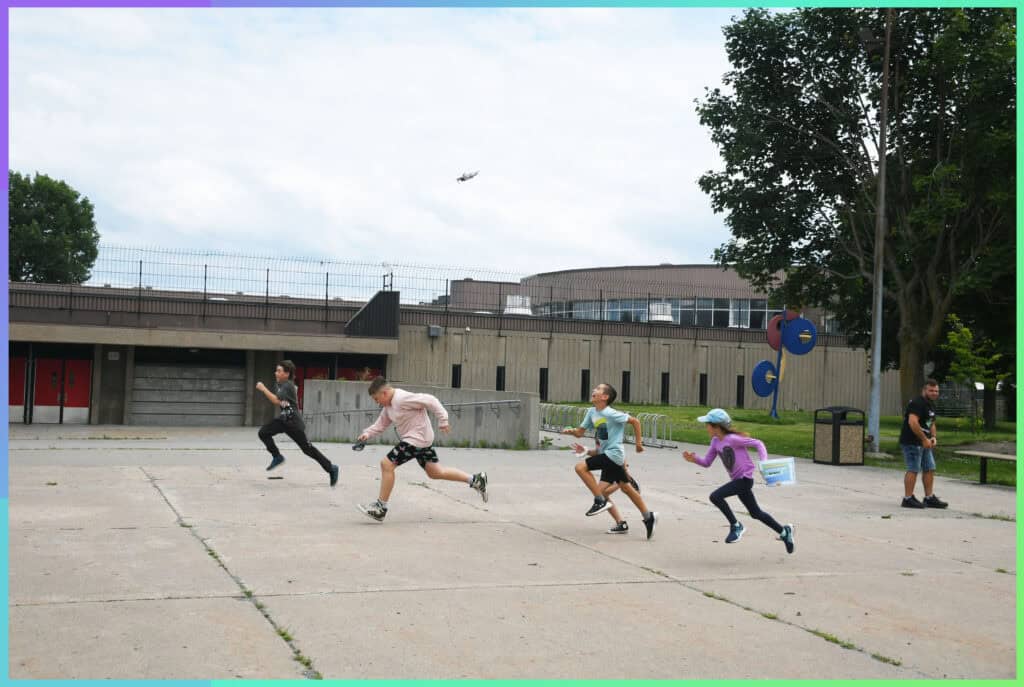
[897,334,926,411]
[983,387,997,429]
[1004,380,1016,422]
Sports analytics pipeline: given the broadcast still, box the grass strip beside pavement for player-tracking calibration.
[566,403,1016,487]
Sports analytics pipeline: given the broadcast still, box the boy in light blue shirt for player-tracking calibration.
[562,383,657,539]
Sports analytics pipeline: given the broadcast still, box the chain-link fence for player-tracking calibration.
[80,244,799,332]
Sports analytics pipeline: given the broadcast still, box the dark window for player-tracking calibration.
[661,372,670,404]
[696,310,713,327]
[678,310,695,327]
[451,364,462,389]
[539,368,549,402]
[621,371,631,404]
[736,374,745,409]
[749,311,766,329]
[496,366,506,391]
[712,310,730,328]
[699,373,708,406]
[580,369,591,402]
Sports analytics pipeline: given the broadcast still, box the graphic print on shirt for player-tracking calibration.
[594,417,609,445]
[720,445,736,474]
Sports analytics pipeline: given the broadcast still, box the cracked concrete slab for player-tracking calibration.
[7,425,1016,679]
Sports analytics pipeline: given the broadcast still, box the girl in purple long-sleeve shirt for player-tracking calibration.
[683,408,794,554]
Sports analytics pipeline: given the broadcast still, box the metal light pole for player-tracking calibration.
[860,10,893,453]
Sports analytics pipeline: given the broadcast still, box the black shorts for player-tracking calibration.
[585,453,630,484]
[387,441,439,469]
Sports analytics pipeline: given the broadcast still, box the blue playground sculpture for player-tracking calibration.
[751,309,818,419]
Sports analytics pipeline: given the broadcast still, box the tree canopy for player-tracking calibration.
[696,8,1015,404]
[9,170,100,284]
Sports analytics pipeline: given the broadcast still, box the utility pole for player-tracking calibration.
[860,9,894,453]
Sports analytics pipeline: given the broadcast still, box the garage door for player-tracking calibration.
[130,364,245,426]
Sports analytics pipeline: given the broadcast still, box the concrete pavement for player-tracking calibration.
[7,425,1017,679]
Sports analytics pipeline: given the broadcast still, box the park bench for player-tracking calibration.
[952,450,1017,484]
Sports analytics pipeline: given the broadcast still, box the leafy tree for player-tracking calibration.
[939,314,1002,430]
[696,8,1015,405]
[9,170,100,284]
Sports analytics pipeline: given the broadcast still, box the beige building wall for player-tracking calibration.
[387,324,904,415]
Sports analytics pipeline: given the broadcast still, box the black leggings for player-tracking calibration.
[258,417,333,474]
[709,478,783,533]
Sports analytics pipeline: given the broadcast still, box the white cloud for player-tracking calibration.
[11,7,739,276]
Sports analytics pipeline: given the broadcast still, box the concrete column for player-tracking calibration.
[244,350,255,426]
[122,346,135,425]
[90,344,103,425]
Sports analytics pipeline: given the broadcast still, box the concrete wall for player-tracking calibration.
[303,380,540,449]
[388,325,904,415]
[91,344,129,424]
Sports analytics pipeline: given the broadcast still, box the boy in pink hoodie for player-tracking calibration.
[356,377,488,522]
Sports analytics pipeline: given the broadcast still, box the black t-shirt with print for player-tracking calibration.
[275,381,299,411]
[899,395,935,445]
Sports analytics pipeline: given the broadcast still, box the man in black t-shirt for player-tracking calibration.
[898,378,947,509]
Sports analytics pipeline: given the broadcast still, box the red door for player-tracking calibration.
[63,359,92,424]
[9,356,27,423]
[31,358,92,424]
[33,358,63,424]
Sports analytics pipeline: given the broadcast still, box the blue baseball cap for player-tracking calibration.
[697,408,732,426]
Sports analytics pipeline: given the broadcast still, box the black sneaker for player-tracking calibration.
[358,501,387,522]
[901,495,925,509]
[585,498,612,517]
[607,521,629,534]
[725,521,745,543]
[352,441,367,451]
[923,494,948,509]
[266,454,285,471]
[628,475,641,492]
[779,524,795,554]
[643,512,657,540]
[329,464,340,488]
[470,472,488,503]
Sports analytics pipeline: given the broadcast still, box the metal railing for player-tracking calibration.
[304,399,522,421]
[539,403,676,448]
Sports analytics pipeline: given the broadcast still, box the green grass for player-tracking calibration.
[810,629,858,651]
[566,402,1016,487]
[871,653,903,666]
[970,512,1015,522]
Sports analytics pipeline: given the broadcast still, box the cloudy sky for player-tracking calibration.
[10,7,742,275]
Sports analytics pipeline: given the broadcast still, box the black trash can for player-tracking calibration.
[813,406,865,465]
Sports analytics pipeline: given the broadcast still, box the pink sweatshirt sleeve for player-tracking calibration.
[695,439,719,467]
[401,392,450,428]
[363,408,392,438]
[736,435,769,462]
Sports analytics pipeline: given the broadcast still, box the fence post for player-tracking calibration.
[444,279,450,330]
[647,292,652,341]
[137,259,143,317]
[549,286,554,335]
[324,272,329,326]
[498,282,503,336]
[202,264,207,321]
[264,268,270,323]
